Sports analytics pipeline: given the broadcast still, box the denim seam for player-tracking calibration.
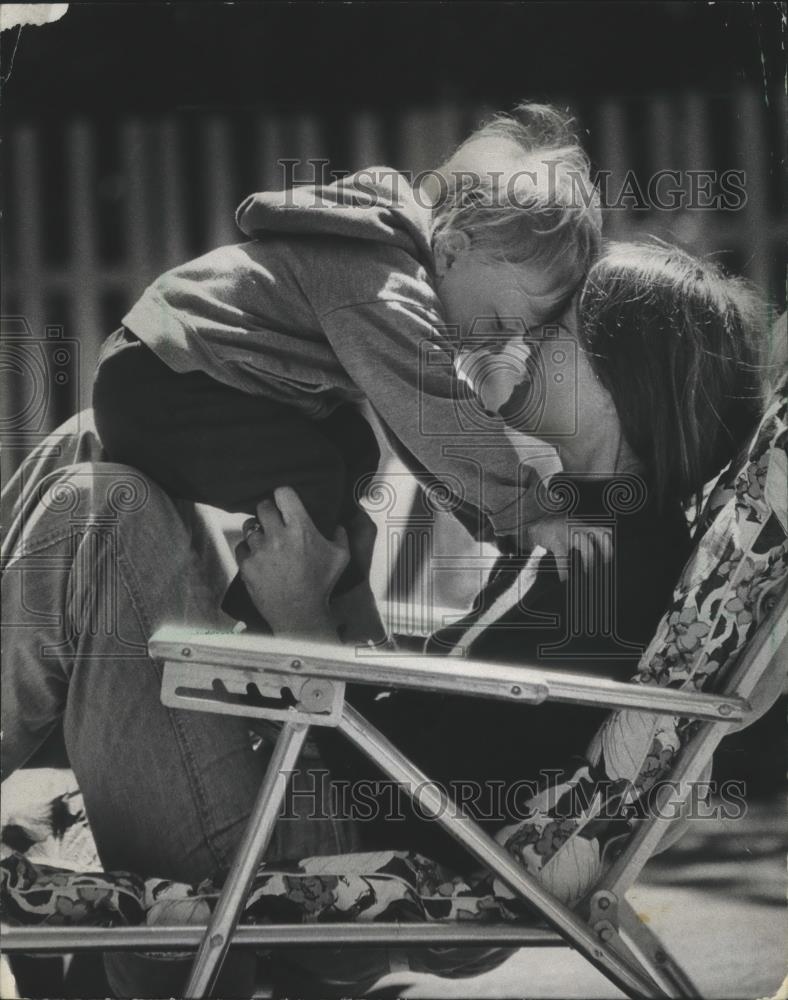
[3,526,76,561]
[112,531,229,872]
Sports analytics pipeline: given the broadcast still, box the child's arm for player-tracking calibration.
[321,298,554,548]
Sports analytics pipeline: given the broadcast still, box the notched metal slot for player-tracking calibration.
[160,660,346,726]
[172,678,301,712]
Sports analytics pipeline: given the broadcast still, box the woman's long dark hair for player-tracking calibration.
[579,241,767,516]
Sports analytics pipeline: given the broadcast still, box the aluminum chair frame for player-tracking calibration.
[4,588,785,1000]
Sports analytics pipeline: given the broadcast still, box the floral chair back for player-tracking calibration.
[496,376,788,905]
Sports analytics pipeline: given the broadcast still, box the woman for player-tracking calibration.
[4,244,764,859]
[234,241,767,865]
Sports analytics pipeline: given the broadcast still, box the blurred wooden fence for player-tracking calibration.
[3,88,785,426]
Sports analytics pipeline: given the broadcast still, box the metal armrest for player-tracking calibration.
[149,626,748,723]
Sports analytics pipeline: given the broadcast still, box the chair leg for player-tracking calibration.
[337,704,667,1000]
[618,900,700,999]
[184,721,309,1000]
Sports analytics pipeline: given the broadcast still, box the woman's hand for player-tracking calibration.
[235,487,349,640]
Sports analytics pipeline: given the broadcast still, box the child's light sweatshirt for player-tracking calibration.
[123,169,537,537]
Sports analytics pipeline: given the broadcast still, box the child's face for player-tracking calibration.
[435,248,568,413]
[435,249,564,341]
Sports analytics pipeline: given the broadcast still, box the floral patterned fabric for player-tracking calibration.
[1,773,516,978]
[2,381,786,938]
[1,841,516,978]
[495,378,788,904]
[0,769,98,872]
[1,846,523,929]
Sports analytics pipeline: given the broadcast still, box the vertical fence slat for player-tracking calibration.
[681,93,713,254]
[160,118,187,267]
[203,116,237,248]
[395,104,463,176]
[255,115,284,191]
[594,99,630,240]
[3,127,45,485]
[293,114,324,174]
[12,127,45,339]
[121,119,155,296]
[648,95,675,210]
[735,88,771,297]
[349,111,386,171]
[69,120,101,412]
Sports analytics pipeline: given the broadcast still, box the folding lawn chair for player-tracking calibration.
[2,382,787,999]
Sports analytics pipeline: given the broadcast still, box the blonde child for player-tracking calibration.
[92,103,601,625]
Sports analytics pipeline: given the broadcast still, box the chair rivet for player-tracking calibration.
[511,685,521,696]
[181,648,192,658]
[210,933,223,948]
[718,704,733,716]
[291,659,302,670]
[599,927,614,942]
[598,897,610,910]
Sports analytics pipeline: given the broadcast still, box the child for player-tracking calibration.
[92,103,602,625]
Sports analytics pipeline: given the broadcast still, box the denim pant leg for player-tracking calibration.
[2,462,358,884]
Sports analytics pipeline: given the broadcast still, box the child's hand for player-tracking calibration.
[520,515,611,582]
[235,487,349,639]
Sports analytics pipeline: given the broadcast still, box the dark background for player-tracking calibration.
[2,2,785,113]
[1,2,786,794]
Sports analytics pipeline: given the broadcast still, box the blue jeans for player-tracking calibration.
[2,453,358,880]
[3,446,365,995]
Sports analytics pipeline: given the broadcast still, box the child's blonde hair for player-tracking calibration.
[432,102,602,320]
